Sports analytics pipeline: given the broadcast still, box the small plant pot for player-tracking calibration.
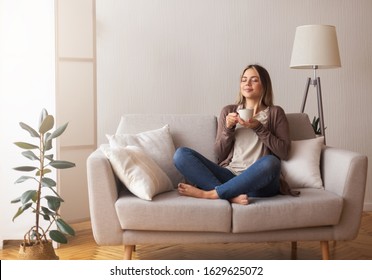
[18,241,59,260]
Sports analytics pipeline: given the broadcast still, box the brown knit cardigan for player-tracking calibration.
[214,104,297,196]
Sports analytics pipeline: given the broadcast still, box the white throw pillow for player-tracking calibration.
[281,137,324,189]
[106,125,182,187]
[101,145,173,200]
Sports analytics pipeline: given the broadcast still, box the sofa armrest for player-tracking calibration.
[87,148,123,245]
[321,146,368,240]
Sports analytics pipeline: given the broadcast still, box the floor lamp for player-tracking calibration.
[290,25,341,143]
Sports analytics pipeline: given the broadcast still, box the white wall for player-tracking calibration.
[96,0,372,210]
[0,0,55,247]
[2,0,370,238]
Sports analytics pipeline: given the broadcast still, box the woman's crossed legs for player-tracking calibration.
[173,147,280,205]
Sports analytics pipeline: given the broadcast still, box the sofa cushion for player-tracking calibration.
[115,189,232,233]
[232,188,343,233]
[101,145,173,200]
[107,124,182,187]
[281,137,324,189]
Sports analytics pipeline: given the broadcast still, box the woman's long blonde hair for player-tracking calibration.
[236,64,274,107]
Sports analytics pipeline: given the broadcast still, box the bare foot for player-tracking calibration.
[178,183,219,199]
[229,194,249,205]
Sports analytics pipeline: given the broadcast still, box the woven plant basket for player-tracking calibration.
[17,227,59,260]
[18,241,59,260]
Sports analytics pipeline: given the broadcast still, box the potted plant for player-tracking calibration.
[311,116,326,136]
[11,109,76,260]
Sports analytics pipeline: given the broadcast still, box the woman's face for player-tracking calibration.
[240,67,263,103]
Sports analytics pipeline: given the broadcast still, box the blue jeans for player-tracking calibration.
[173,147,281,200]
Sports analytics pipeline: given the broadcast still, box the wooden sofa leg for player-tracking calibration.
[291,241,297,260]
[320,241,330,260]
[124,245,135,260]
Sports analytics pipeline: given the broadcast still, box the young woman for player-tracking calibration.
[173,64,291,205]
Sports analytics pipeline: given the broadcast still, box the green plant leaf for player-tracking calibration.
[48,122,68,141]
[56,218,75,236]
[11,196,21,203]
[21,150,39,161]
[13,166,38,172]
[45,154,54,161]
[44,185,60,197]
[12,203,32,221]
[41,206,55,216]
[12,208,23,221]
[14,142,38,150]
[49,160,76,169]
[49,230,68,244]
[44,138,53,151]
[41,177,56,187]
[19,122,40,138]
[14,175,36,184]
[42,214,51,221]
[39,115,54,134]
[311,116,322,134]
[21,190,38,204]
[45,195,62,211]
[44,132,51,145]
[30,229,39,240]
[40,208,53,222]
[36,168,51,176]
[39,108,48,128]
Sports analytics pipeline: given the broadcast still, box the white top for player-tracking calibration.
[226,107,269,175]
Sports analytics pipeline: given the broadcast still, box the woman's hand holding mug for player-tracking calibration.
[226,112,239,129]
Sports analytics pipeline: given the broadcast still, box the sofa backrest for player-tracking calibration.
[115,114,218,162]
[114,112,315,163]
[286,113,315,140]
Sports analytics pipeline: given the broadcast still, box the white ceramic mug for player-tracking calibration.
[238,108,253,121]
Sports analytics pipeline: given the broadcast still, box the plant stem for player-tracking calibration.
[35,133,44,242]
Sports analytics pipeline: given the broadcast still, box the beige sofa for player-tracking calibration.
[86,113,368,260]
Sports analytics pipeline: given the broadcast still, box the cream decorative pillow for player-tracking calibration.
[101,145,173,200]
[106,125,182,187]
[281,137,324,189]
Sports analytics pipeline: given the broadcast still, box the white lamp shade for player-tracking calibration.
[290,25,341,69]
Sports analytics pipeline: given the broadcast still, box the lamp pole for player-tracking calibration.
[300,66,326,144]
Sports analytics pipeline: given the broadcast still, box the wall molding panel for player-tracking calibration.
[55,0,96,222]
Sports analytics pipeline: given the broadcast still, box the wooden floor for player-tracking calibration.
[1,212,372,260]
